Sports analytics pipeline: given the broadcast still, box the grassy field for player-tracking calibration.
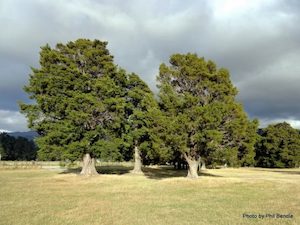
[0,166,299,225]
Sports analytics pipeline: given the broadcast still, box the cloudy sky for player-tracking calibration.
[0,0,300,131]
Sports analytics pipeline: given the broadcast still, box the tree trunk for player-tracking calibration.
[200,159,206,170]
[184,153,200,179]
[80,153,98,176]
[131,145,143,174]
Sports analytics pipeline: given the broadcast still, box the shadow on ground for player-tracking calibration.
[59,165,132,175]
[143,166,222,180]
[59,165,223,179]
[98,166,133,175]
[59,168,81,174]
[255,169,300,175]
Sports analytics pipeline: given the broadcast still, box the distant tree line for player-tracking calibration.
[0,133,37,161]
[18,39,300,177]
[2,122,299,169]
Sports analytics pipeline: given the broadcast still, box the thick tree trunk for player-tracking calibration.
[131,145,143,174]
[80,153,98,176]
[184,153,200,179]
[187,160,200,179]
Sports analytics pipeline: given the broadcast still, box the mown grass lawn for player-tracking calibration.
[0,166,299,225]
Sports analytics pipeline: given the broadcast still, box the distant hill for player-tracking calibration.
[9,131,39,141]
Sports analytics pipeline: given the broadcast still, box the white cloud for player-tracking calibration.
[0,110,29,132]
[260,118,300,129]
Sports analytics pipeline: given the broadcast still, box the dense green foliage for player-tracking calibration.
[0,133,37,160]
[157,53,257,176]
[20,39,127,162]
[255,122,300,168]
[19,39,161,169]
[18,39,299,171]
[122,74,162,164]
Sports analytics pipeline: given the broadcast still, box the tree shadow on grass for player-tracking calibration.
[274,170,300,175]
[143,166,223,180]
[200,171,223,177]
[59,165,223,179]
[59,165,133,175]
[59,168,81,174]
[255,168,300,175]
[97,165,133,175]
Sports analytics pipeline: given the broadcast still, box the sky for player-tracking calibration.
[0,0,300,132]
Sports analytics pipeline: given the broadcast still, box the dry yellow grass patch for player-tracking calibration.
[0,167,299,225]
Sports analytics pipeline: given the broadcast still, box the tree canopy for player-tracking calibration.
[20,39,128,175]
[121,73,162,173]
[157,53,257,178]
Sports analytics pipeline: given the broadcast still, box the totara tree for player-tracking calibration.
[157,53,257,178]
[122,73,162,173]
[255,122,300,168]
[20,39,127,175]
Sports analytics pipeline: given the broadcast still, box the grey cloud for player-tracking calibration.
[237,50,300,120]
[0,56,31,111]
[0,0,300,131]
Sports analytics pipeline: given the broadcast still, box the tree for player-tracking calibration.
[0,133,15,160]
[0,133,37,160]
[13,137,37,160]
[237,119,259,167]
[157,53,256,178]
[123,73,161,173]
[255,122,300,168]
[20,39,127,175]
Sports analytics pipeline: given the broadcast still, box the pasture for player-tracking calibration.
[0,166,299,225]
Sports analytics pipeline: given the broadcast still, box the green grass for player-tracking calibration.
[0,166,299,225]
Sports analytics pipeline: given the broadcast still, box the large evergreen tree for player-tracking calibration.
[20,39,127,175]
[255,122,300,168]
[123,73,164,173]
[157,53,257,178]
